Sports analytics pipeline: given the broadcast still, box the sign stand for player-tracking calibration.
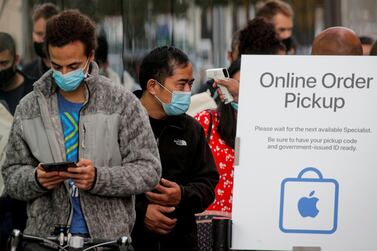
[292,247,321,251]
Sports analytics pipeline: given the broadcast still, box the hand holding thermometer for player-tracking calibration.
[206,68,234,104]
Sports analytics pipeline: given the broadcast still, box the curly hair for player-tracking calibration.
[238,17,281,55]
[45,10,96,56]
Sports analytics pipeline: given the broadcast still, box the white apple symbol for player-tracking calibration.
[298,190,319,217]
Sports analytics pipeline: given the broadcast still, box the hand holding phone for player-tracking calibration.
[206,68,234,104]
[57,159,96,191]
[36,163,67,190]
[41,161,77,172]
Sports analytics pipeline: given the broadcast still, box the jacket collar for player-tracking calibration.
[33,61,100,98]
[164,114,188,130]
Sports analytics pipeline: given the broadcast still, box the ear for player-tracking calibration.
[146,79,158,95]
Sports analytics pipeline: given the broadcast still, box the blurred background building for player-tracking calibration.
[0,0,376,91]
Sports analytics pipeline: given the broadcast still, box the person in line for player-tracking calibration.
[194,60,240,215]
[0,32,35,115]
[256,0,296,54]
[195,17,282,215]
[0,32,35,249]
[95,34,122,86]
[23,3,59,79]
[0,101,12,193]
[132,46,219,251]
[311,27,362,55]
[2,10,161,249]
[238,17,284,56]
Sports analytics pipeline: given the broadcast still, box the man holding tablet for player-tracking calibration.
[1,10,161,247]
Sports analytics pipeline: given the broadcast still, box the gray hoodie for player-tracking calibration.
[1,62,161,239]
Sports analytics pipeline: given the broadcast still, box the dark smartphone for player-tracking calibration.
[41,161,77,172]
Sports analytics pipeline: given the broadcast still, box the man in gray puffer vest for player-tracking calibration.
[1,9,161,247]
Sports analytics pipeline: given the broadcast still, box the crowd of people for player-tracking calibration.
[0,0,376,250]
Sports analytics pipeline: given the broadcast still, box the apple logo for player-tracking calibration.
[298,190,319,217]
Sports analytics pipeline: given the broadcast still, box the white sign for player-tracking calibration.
[232,55,377,251]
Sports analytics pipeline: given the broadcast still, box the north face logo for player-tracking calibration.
[174,139,187,146]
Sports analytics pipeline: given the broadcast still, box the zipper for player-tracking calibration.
[156,126,168,147]
[156,123,181,147]
[66,82,91,233]
[77,82,90,157]
[81,124,86,149]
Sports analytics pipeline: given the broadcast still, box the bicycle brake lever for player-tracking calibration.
[10,229,22,251]
[117,236,129,251]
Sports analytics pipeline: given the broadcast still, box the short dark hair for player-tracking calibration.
[238,17,281,55]
[32,3,59,22]
[0,32,16,58]
[139,46,190,91]
[45,10,96,57]
[256,0,294,20]
[95,35,108,64]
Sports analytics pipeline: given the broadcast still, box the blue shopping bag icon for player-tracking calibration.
[279,167,339,234]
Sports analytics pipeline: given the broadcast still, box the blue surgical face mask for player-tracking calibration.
[154,80,191,116]
[52,59,89,92]
[230,101,238,110]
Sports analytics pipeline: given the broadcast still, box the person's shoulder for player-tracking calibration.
[183,113,205,131]
[194,109,215,119]
[195,109,218,123]
[95,75,142,111]
[17,90,37,107]
[95,75,128,97]
[14,91,39,119]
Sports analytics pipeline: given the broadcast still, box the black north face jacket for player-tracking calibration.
[132,114,219,251]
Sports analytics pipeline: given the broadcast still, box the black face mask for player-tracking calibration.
[34,42,47,58]
[281,37,296,54]
[0,66,16,89]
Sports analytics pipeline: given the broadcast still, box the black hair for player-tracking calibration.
[45,10,96,57]
[217,59,241,149]
[95,35,108,64]
[239,17,281,56]
[359,36,374,45]
[139,46,189,91]
[0,32,16,58]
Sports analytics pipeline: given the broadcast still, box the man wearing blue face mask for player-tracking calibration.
[2,10,161,248]
[131,46,219,251]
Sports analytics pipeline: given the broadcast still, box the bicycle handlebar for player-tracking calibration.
[8,229,131,251]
